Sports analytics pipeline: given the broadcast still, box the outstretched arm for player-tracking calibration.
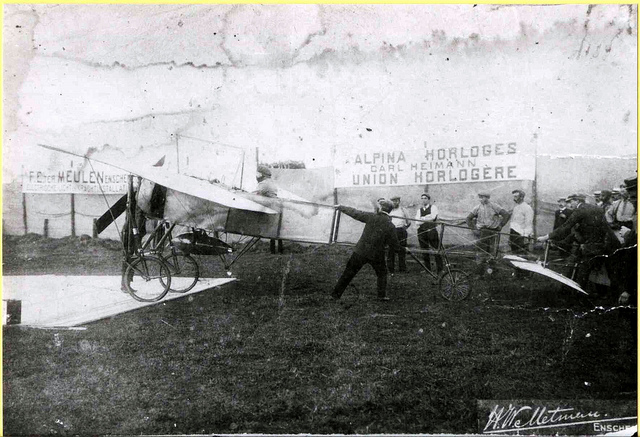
[338,206,373,223]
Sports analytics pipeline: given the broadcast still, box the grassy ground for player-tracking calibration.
[2,234,637,435]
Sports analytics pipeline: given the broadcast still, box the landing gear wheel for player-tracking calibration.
[124,255,171,302]
[439,269,472,301]
[161,253,199,293]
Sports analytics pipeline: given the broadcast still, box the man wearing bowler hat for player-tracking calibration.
[466,192,510,270]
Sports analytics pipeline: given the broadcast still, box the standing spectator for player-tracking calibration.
[253,165,282,254]
[387,196,410,273]
[599,190,613,212]
[553,197,573,230]
[611,187,622,202]
[509,190,534,255]
[606,187,636,230]
[332,200,402,301]
[466,192,510,268]
[593,191,602,207]
[614,176,637,306]
[415,193,443,273]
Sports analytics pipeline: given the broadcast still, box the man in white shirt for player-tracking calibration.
[415,193,443,273]
[509,189,534,255]
[388,196,410,273]
[606,187,636,230]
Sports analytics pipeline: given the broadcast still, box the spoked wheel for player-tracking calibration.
[439,269,472,301]
[124,255,171,302]
[161,252,199,293]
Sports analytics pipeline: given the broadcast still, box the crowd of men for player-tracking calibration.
[540,178,637,304]
[331,177,637,304]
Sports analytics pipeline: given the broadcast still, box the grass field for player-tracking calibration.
[2,234,637,435]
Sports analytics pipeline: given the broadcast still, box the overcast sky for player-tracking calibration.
[3,4,637,181]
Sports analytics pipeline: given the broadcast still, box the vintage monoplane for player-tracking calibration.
[39,142,591,303]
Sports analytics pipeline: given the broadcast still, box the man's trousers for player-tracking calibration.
[387,228,408,273]
[417,225,443,273]
[333,252,388,298]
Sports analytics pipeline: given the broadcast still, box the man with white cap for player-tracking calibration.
[593,191,602,207]
[466,192,510,268]
[611,187,621,202]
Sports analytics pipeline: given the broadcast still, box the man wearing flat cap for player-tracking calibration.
[466,192,510,268]
[538,193,620,288]
[387,196,411,273]
[332,199,403,301]
[509,190,533,256]
[415,193,443,274]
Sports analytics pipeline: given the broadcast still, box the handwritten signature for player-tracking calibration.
[483,403,601,433]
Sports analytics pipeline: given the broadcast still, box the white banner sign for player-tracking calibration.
[333,141,535,188]
[23,161,129,194]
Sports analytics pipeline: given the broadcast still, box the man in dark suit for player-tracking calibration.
[332,200,403,301]
[552,197,575,256]
[539,193,620,287]
[553,197,573,230]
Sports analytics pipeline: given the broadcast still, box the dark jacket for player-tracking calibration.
[553,208,573,230]
[339,206,402,260]
[549,203,620,254]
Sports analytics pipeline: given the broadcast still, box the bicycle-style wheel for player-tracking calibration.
[161,253,199,293]
[124,255,171,302]
[439,269,472,301]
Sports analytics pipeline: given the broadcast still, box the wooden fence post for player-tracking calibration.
[92,218,98,238]
[44,218,49,238]
[70,193,76,237]
[22,193,28,235]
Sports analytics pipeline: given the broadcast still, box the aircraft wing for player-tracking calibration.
[39,144,278,215]
[503,255,587,295]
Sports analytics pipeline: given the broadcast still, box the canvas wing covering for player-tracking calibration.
[504,254,587,294]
